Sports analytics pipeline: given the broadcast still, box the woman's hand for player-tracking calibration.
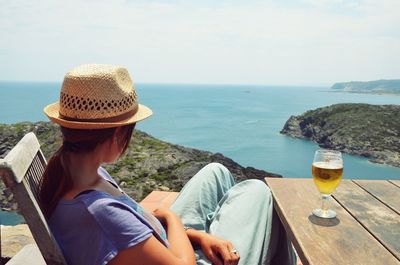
[152,207,196,265]
[152,207,177,225]
[197,232,240,265]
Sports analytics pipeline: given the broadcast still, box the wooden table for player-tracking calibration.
[265,178,400,265]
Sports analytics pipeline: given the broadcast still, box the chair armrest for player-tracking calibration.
[140,191,179,212]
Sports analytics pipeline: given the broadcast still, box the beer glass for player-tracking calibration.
[312,149,343,218]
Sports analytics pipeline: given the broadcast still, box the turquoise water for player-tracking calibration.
[1,82,400,223]
[0,209,24,225]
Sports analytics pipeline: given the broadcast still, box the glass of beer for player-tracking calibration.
[312,149,343,218]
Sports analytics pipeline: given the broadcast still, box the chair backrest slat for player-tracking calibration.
[0,132,67,265]
[25,153,44,205]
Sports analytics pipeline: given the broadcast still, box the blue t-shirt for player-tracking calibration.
[49,167,169,265]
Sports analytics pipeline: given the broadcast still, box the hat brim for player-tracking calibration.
[44,102,153,129]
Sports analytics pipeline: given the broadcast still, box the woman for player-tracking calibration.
[40,64,296,265]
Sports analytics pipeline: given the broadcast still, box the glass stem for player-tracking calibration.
[321,194,331,212]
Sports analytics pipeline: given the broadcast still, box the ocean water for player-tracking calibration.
[1,81,400,223]
[0,209,24,225]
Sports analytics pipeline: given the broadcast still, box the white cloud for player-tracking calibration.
[0,0,399,85]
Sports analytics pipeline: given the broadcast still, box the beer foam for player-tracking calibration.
[313,161,343,169]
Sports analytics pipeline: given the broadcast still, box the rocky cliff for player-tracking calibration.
[281,103,400,167]
[0,121,281,212]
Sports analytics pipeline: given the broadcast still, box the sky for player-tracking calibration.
[0,0,399,86]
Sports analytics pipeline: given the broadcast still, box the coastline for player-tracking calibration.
[325,90,400,96]
[281,103,400,168]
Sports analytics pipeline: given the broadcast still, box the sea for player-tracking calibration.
[1,81,400,225]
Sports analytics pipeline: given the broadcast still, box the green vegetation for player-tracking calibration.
[281,103,400,167]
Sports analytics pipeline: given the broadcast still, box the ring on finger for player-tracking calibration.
[230,249,239,255]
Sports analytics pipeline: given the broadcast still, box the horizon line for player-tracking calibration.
[0,79,332,88]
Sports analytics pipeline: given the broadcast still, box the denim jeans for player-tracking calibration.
[171,163,297,265]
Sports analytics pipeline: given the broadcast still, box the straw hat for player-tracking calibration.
[44,64,152,129]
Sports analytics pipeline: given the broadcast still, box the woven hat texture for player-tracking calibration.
[44,64,152,129]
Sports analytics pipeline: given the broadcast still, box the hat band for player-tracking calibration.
[59,105,138,123]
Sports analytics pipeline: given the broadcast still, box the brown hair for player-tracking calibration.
[39,123,135,218]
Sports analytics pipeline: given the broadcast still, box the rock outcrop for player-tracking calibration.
[281,103,400,167]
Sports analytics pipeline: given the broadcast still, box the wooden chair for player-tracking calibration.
[0,132,67,265]
[0,132,179,264]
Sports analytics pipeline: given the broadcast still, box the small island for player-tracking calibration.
[0,121,280,211]
[331,79,400,94]
[281,103,400,167]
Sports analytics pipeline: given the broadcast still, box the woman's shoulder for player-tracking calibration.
[52,191,124,221]
[49,191,154,265]
[53,191,148,232]
[60,189,132,215]
[52,167,145,230]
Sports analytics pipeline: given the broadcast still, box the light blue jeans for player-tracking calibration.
[171,163,296,265]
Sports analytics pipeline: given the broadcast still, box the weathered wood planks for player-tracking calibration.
[334,180,400,260]
[353,180,400,214]
[140,191,179,212]
[265,178,400,265]
[389,180,400,188]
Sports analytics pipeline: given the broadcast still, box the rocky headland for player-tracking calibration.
[0,121,281,212]
[281,103,400,167]
[331,79,400,94]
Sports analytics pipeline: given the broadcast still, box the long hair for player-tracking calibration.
[39,123,135,218]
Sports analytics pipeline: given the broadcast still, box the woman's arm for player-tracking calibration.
[108,235,195,265]
[153,207,196,263]
[186,229,240,265]
[108,208,196,265]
